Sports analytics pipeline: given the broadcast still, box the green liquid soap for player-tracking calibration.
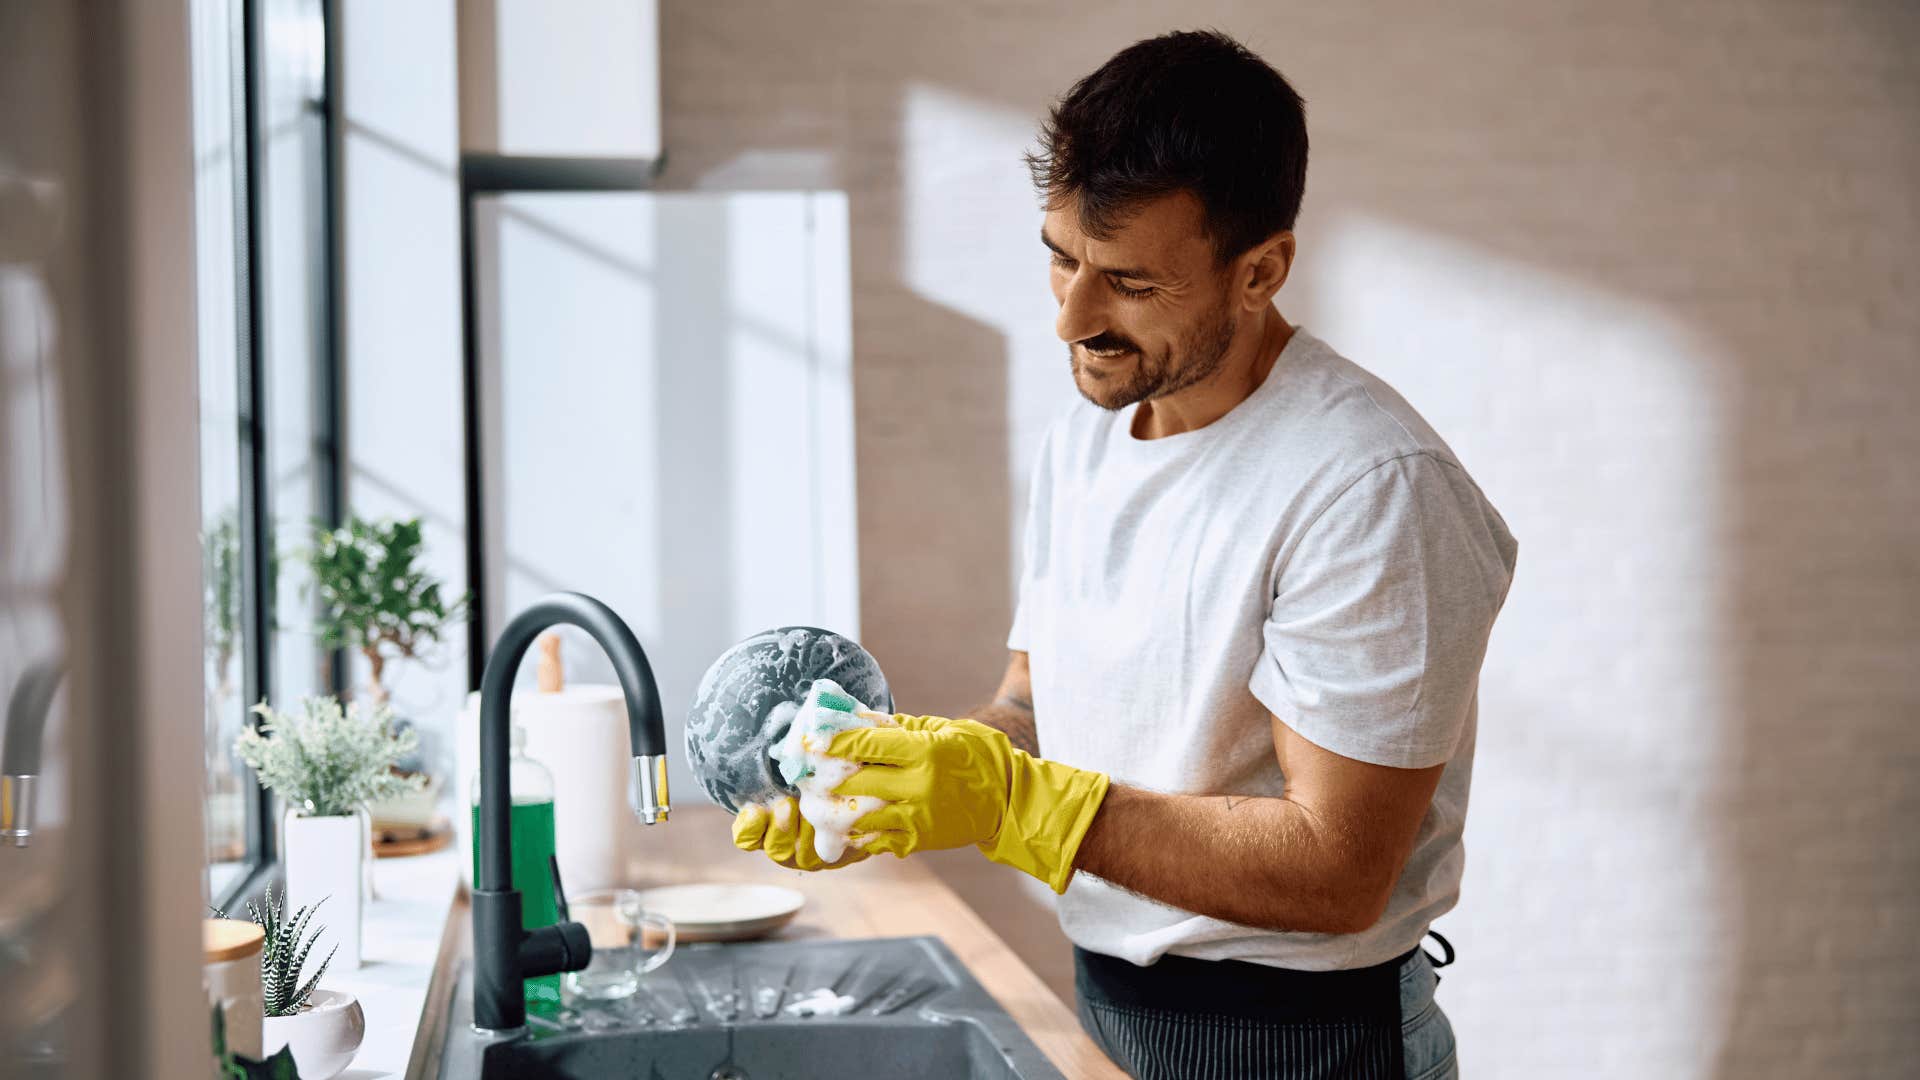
[470,797,560,930]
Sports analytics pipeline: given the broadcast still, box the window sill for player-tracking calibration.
[313,846,460,1078]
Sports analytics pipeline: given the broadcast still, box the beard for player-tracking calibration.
[1068,294,1238,412]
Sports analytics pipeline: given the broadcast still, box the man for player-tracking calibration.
[735,29,1515,1079]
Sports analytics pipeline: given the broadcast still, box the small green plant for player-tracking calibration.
[236,696,425,817]
[257,888,335,1017]
[307,516,467,704]
[215,887,336,1018]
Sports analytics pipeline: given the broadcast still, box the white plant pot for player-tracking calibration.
[282,811,364,970]
[262,988,365,1080]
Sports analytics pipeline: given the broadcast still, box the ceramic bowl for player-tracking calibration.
[261,988,365,1080]
[684,626,891,812]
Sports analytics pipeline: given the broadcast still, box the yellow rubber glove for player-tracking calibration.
[731,796,873,872]
[829,715,1110,894]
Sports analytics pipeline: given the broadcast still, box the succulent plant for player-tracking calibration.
[217,886,336,1017]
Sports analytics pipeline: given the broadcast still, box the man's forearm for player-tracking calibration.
[964,694,1040,756]
[1073,784,1389,934]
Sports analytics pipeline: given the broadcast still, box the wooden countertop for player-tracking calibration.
[408,804,1124,1079]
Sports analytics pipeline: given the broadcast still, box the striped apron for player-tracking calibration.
[1073,933,1457,1079]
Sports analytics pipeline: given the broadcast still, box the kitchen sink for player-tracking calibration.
[434,936,1066,1079]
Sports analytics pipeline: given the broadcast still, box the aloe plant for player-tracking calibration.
[227,887,336,1017]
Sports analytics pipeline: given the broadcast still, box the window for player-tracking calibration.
[191,0,342,908]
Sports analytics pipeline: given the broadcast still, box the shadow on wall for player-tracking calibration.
[850,277,1013,719]
[657,4,1920,1071]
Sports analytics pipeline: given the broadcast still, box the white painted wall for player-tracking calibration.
[653,2,1920,1076]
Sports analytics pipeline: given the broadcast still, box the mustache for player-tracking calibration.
[1076,334,1139,354]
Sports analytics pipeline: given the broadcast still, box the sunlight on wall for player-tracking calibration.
[1296,211,1738,1074]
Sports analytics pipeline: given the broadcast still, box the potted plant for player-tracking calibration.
[308,516,465,839]
[236,696,423,970]
[220,888,365,1080]
[306,516,466,708]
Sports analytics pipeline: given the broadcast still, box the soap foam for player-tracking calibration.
[765,678,892,863]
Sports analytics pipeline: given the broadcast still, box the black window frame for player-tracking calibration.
[210,0,346,914]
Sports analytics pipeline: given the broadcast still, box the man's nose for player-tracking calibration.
[1054,268,1108,344]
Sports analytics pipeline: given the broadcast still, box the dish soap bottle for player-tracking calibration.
[471,719,559,927]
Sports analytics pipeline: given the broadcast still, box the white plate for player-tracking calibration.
[635,882,806,942]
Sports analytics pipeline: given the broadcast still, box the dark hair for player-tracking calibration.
[1026,29,1308,266]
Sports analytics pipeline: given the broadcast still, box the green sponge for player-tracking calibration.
[814,689,857,713]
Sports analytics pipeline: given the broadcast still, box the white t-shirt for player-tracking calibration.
[1008,326,1518,971]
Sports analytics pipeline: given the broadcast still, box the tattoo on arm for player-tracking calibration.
[969,693,1040,755]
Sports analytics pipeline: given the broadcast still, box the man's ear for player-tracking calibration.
[1239,231,1296,311]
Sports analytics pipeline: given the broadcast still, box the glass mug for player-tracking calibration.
[562,889,676,1002]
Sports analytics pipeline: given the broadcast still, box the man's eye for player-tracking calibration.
[1111,279,1155,299]
[1049,254,1076,270]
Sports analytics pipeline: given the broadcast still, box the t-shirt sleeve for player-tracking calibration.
[1248,452,1518,769]
[1006,553,1033,653]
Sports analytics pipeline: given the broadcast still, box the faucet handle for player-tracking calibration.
[519,920,592,980]
[629,755,670,824]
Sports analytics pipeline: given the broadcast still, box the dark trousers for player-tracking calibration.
[1073,936,1456,1080]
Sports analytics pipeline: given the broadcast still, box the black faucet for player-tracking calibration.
[472,592,670,1033]
[2,661,62,847]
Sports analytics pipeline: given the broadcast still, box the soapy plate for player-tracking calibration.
[636,882,805,942]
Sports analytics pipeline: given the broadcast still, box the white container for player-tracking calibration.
[202,918,264,1061]
[282,811,364,970]
[455,685,644,891]
[262,988,365,1080]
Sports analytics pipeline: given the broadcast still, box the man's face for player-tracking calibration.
[1044,191,1238,411]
